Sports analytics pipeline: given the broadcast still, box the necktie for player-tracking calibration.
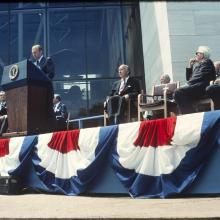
[36,60,39,66]
[119,80,126,94]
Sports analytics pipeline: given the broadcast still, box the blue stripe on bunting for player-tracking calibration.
[111,111,220,198]
[31,125,118,195]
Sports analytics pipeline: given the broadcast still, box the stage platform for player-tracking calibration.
[1,111,220,198]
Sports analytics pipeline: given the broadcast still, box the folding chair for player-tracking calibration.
[138,82,180,121]
[193,81,214,112]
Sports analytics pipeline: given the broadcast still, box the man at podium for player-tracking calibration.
[31,44,55,80]
[31,44,56,132]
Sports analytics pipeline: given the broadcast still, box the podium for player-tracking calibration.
[1,59,54,136]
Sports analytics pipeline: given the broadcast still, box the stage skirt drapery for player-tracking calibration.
[1,110,220,198]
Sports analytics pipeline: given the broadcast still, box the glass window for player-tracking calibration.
[9,3,45,9]
[0,12,9,85]
[85,6,124,79]
[0,3,145,127]
[48,8,86,81]
[0,3,9,11]
[53,80,87,119]
[122,5,145,78]
[87,78,117,115]
[48,2,84,8]
[9,10,45,64]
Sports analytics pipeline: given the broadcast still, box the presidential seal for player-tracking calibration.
[9,64,19,80]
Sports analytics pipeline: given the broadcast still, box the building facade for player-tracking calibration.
[1,1,220,127]
[140,1,220,93]
[0,2,144,127]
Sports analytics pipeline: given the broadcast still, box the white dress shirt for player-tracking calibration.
[119,76,129,94]
[54,101,60,112]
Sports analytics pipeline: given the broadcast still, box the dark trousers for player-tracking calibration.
[0,115,8,135]
[174,85,206,114]
[206,84,220,110]
[106,96,127,125]
[55,118,67,131]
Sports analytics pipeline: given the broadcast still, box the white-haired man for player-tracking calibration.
[174,46,216,114]
[105,64,140,125]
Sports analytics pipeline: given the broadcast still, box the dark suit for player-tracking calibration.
[0,101,7,116]
[33,56,55,131]
[206,69,220,109]
[0,101,8,135]
[174,58,216,114]
[54,102,68,131]
[37,56,55,80]
[106,77,140,125]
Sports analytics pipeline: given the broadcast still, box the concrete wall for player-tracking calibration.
[140,1,220,92]
[140,1,172,93]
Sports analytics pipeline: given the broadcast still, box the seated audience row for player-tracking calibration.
[105,45,220,124]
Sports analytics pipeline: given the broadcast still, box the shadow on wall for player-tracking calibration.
[63,85,86,118]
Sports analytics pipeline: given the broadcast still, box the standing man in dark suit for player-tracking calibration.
[31,44,55,131]
[174,46,216,114]
[53,94,68,131]
[105,64,140,125]
[32,44,55,80]
[0,91,8,135]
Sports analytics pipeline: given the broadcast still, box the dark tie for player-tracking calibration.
[36,60,39,66]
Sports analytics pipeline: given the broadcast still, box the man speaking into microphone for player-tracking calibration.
[31,44,56,131]
[31,44,55,80]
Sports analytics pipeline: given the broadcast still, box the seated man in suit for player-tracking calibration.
[32,44,55,131]
[53,94,68,131]
[206,61,220,109]
[0,91,8,135]
[160,73,171,84]
[144,73,174,120]
[104,64,140,125]
[174,46,216,114]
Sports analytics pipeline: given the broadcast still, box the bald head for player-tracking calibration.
[32,44,43,60]
[118,64,130,79]
[160,74,170,84]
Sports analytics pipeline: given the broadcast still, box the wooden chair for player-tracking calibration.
[193,81,215,112]
[138,82,180,121]
[193,97,214,112]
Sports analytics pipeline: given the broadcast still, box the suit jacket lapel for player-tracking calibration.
[39,56,46,68]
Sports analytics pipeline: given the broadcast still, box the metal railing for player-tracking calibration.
[68,115,104,129]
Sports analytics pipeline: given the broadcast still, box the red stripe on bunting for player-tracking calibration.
[48,130,80,153]
[0,138,10,157]
[134,117,177,147]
